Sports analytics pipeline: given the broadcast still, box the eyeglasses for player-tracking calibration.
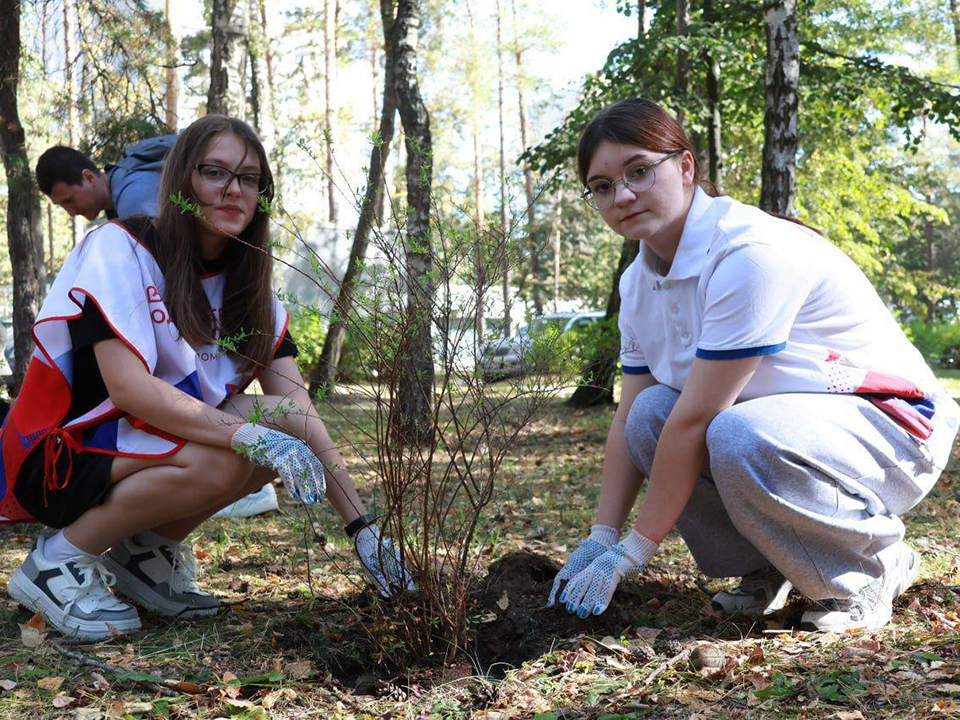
[194,163,270,195]
[581,151,681,210]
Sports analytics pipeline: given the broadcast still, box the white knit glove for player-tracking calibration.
[354,524,415,598]
[560,530,658,617]
[547,525,620,607]
[230,423,326,503]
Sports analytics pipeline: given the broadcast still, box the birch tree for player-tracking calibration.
[760,0,799,215]
[394,0,434,438]
[495,0,511,338]
[314,0,398,389]
[165,0,179,130]
[323,0,339,223]
[511,0,543,315]
[208,0,240,115]
[0,0,43,390]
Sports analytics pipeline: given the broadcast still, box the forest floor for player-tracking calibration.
[3,376,960,718]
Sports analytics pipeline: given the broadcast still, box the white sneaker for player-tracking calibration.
[103,536,219,618]
[800,544,920,632]
[712,565,793,617]
[213,483,279,519]
[7,535,141,641]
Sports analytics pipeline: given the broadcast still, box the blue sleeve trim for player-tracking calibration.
[695,342,786,360]
[621,365,651,375]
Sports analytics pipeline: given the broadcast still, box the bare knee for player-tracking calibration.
[176,443,253,504]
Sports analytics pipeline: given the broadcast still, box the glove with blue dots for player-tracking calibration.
[547,525,620,607]
[231,423,326,503]
[560,530,658,618]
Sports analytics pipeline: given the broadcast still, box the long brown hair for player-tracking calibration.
[155,115,276,373]
[577,98,710,194]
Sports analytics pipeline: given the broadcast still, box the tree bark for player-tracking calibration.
[674,0,690,123]
[208,0,239,115]
[567,239,640,407]
[511,0,542,315]
[324,0,339,223]
[247,0,264,133]
[313,0,398,391]
[760,0,799,216]
[496,0,512,338]
[551,194,561,311]
[369,2,386,224]
[0,0,43,391]
[393,0,434,440]
[926,217,936,321]
[637,0,646,39]
[950,0,960,71]
[164,0,179,130]
[703,0,723,192]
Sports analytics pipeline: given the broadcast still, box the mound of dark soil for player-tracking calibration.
[472,551,697,673]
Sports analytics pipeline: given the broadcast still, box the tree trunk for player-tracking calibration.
[47,202,54,276]
[164,0,179,130]
[393,0,434,440]
[369,2,386,224]
[568,239,640,407]
[760,0,799,216]
[496,0,511,338]
[64,0,78,248]
[674,0,690,123]
[313,0,398,391]
[324,0,339,224]
[208,0,239,115]
[637,0,646,39]
[926,217,936,321]
[950,0,960,71]
[551,194,561,310]
[0,0,43,391]
[247,0,263,133]
[511,0,542,315]
[703,0,723,192]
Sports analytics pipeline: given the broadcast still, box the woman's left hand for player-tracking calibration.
[354,524,415,598]
[560,531,658,617]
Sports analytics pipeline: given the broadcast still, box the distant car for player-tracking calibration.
[478,310,605,381]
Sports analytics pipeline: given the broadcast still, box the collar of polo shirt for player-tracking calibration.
[640,187,718,289]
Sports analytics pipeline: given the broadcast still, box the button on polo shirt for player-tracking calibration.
[618,187,943,407]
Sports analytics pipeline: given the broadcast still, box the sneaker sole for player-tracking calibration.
[7,569,142,642]
[101,556,219,619]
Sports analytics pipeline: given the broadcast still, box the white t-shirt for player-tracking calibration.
[618,188,949,438]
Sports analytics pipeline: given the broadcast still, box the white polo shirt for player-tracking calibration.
[618,187,950,439]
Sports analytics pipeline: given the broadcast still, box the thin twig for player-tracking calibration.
[638,644,696,691]
[49,642,180,697]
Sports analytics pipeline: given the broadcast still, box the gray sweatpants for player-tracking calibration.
[624,385,960,600]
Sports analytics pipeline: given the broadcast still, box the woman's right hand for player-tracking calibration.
[547,525,620,607]
[230,423,326,503]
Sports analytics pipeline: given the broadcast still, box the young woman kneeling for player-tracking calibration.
[547,98,959,632]
[1,116,409,641]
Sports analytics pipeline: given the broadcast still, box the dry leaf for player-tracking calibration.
[496,591,509,611]
[831,712,864,720]
[173,680,203,694]
[286,660,313,680]
[90,672,109,691]
[51,693,75,708]
[19,612,47,649]
[0,679,16,691]
[936,684,960,694]
[223,698,255,709]
[36,676,65,692]
[598,636,627,653]
[123,701,154,712]
[746,671,771,691]
[262,687,297,709]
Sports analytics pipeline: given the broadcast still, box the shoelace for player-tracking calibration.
[62,560,127,617]
[169,544,202,595]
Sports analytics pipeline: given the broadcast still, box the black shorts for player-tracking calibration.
[14,442,115,529]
